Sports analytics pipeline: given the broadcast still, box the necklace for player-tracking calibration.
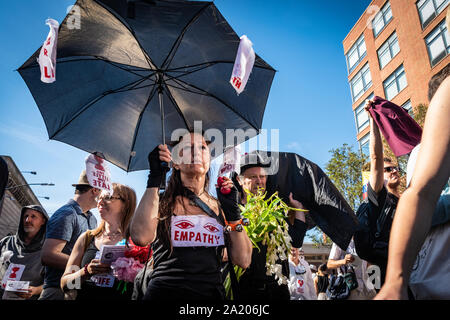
[103,230,122,238]
[187,189,206,207]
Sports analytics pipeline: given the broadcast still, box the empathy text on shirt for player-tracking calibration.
[171,215,224,247]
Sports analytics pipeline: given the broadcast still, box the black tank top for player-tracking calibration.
[144,215,226,300]
[317,275,329,293]
[76,237,133,300]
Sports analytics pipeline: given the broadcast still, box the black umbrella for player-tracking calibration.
[18,0,275,172]
[239,151,358,251]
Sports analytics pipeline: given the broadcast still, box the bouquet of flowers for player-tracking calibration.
[224,189,307,299]
[110,239,151,294]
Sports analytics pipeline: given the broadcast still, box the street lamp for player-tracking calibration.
[38,196,50,200]
[6,183,55,190]
[21,171,37,175]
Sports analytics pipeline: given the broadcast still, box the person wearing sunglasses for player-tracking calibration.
[376,62,450,300]
[358,101,403,288]
[287,247,317,300]
[60,183,137,300]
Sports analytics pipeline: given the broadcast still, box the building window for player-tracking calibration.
[402,100,414,116]
[377,32,400,69]
[383,64,407,100]
[350,63,372,103]
[425,19,449,66]
[346,34,367,74]
[359,134,370,157]
[372,1,393,37]
[417,0,449,29]
[354,93,374,133]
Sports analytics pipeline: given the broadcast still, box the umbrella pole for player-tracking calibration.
[157,73,169,190]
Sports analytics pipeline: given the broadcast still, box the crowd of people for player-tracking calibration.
[0,61,448,302]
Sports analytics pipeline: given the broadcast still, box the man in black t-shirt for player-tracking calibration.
[364,101,402,286]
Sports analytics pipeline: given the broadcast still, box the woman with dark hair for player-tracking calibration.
[314,263,329,300]
[130,131,252,300]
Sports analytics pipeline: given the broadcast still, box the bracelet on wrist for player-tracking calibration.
[84,264,91,277]
[224,218,249,232]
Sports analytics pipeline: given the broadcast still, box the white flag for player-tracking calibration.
[37,19,59,83]
[230,35,255,95]
[218,145,241,177]
[85,154,113,194]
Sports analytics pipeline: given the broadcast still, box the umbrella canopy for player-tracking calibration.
[241,151,358,251]
[18,0,276,172]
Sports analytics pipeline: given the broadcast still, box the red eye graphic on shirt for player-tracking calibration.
[203,223,219,233]
[174,220,194,229]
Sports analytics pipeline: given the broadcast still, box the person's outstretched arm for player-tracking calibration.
[130,145,171,246]
[366,101,385,193]
[287,193,308,248]
[375,77,450,300]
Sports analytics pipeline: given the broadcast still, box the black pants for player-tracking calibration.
[238,281,290,301]
[144,280,225,301]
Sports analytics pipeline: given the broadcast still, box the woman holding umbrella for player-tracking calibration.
[130,131,252,300]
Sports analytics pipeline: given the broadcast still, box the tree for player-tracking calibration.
[412,103,428,128]
[324,143,368,212]
[307,228,333,248]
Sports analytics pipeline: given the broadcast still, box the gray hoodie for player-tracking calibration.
[0,205,48,299]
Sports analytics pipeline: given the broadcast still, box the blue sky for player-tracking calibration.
[0,0,371,240]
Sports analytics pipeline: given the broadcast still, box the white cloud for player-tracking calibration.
[286,141,302,152]
[0,121,66,159]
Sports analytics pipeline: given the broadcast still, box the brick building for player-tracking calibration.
[343,0,449,155]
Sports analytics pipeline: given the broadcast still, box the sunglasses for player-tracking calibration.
[383,166,400,173]
[98,195,122,202]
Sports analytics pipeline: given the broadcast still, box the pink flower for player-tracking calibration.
[111,257,144,283]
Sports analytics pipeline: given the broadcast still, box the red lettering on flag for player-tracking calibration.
[94,155,105,171]
[44,48,48,56]
[174,230,179,241]
[44,66,52,78]
[233,77,242,89]
[189,232,195,241]
[195,233,202,242]
[208,234,214,244]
